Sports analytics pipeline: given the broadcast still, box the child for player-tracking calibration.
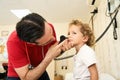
[68,19,98,80]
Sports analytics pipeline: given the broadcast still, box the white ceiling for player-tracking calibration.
[0,0,95,25]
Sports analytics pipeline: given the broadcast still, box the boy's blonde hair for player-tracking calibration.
[69,19,95,47]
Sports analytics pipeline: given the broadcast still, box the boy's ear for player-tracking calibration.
[83,36,89,42]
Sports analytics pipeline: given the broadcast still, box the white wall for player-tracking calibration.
[93,0,120,80]
[0,25,15,36]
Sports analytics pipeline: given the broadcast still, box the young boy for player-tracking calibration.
[68,19,98,80]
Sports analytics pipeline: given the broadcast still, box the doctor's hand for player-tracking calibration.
[44,39,73,61]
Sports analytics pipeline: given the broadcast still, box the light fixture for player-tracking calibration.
[10,9,31,18]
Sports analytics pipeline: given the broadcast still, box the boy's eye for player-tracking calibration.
[68,31,77,35]
[72,32,76,34]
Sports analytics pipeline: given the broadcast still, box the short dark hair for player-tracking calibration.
[16,13,46,43]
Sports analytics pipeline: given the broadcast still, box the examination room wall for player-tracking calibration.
[93,0,120,80]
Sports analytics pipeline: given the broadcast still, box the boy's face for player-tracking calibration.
[68,25,87,46]
[35,22,55,46]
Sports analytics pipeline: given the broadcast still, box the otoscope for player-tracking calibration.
[59,35,67,43]
[59,35,67,54]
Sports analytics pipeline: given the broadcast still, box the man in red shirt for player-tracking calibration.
[7,13,72,80]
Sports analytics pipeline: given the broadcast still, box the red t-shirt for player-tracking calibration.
[7,23,56,77]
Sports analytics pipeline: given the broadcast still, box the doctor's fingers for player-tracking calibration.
[61,42,73,51]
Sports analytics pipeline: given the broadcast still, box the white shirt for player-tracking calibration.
[73,44,97,80]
